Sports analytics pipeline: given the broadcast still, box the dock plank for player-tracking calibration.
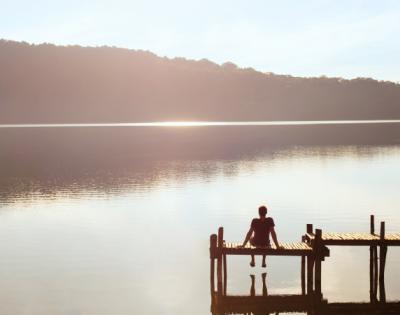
[309,232,400,246]
[222,242,313,256]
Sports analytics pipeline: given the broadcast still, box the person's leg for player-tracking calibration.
[250,254,255,267]
[262,255,266,268]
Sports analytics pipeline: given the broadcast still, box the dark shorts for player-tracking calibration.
[250,237,271,247]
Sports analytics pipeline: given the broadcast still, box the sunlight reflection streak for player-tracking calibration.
[1,120,400,128]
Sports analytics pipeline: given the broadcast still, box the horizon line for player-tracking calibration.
[2,120,400,128]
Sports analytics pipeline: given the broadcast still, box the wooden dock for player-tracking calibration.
[209,214,400,308]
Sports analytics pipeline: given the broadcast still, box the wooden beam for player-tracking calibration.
[307,224,313,234]
[315,229,322,298]
[223,253,227,296]
[223,247,313,256]
[369,215,375,302]
[301,236,306,295]
[379,221,387,303]
[374,245,379,302]
[210,234,217,297]
[370,215,375,235]
[217,227,224,297]
[307,255,314,295]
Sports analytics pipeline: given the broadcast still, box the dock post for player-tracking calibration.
[307,224,313,235]
[369,215,377,302]
[307,255,314,295]
[374,236,379,302]
[301,236,306,295]
[314,229,322,299]
[217,227,224,298]
[210,234,217,298]
[223,253,227,296]
[306,224,314,295]
[379,221,387,303]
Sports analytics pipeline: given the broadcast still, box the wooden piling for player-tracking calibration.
[369,215,377,302]
[306,224,314,295]
[301,236,306,295]
[210,234,217,297]
[223,253,227,295]
[315,229,322,298]
[379,222,387,303]
[374,245,379,301]
[307,255,314,295]
[217,227,224,297]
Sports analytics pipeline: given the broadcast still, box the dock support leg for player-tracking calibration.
[217,227,224,298]
[210,234,217,308]
[379,221,387,303]
[307,255,314,295]
[306,224,314,295]
[369,215,378,302]
[223,253,227,296]
[301,255,306,295]
[379,245,387,303]
[373,245,378,301]
[314,229,322,299]
[301,236,306,295]
[370,246,378,302]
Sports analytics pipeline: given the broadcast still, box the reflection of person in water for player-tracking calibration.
[241,205,281,267]
[250,273,268,296]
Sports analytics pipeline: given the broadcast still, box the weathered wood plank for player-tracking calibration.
[308,231,400,246]
[222,241,314,256]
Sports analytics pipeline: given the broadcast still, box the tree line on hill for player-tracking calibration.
[0,39,399,123]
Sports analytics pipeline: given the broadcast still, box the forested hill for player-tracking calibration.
[1,39,399,123]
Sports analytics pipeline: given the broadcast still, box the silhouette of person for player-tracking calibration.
[240,205,282,267]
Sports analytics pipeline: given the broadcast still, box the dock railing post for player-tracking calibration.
[210,234,217,300]
[306,224,314,295]
[223,252,227,296]
[301,236,306,295]
[369,214,378,302]
[379,221,387,303]
[307,224,313,235]
[217,227,224,298]
[314,229,322,300]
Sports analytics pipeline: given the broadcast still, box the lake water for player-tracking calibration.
[1,124,400,314]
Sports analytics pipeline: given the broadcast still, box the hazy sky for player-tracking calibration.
[1,0,400,82]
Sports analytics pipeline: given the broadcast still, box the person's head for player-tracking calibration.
[258,205,267,218]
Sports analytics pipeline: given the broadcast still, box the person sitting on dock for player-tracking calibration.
[240,205,281,267]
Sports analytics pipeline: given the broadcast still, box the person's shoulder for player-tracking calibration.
[266,217,275,225]
[251,218,259,225]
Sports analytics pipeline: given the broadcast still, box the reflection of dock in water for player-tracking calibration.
[210,215,400,314]
[212,291,400,314]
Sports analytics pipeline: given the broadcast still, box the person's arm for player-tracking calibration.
[241,227,254,247]
[270,226,282,248]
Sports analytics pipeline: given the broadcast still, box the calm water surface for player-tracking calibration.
[1,126,400,314]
